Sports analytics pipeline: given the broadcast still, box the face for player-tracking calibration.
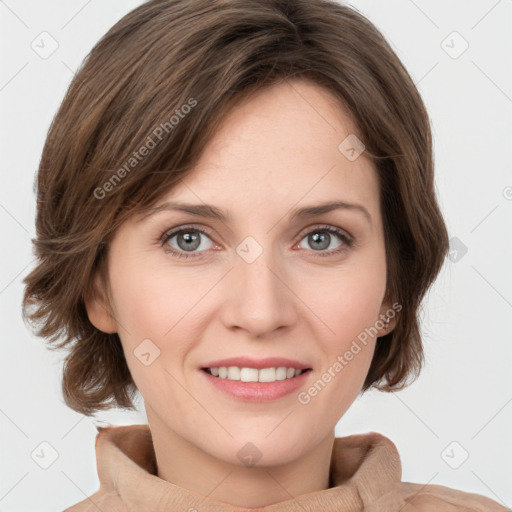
[87,78,394,467]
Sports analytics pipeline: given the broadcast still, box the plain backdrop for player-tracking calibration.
[1,0,511,510]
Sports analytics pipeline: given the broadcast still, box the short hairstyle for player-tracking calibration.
[22,0,449,416]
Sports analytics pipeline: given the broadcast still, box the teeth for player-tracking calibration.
[240,367,258,382]
[206,366,306,383]
[228,366,240,380]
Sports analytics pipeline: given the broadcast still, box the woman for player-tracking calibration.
[22,0,507,510]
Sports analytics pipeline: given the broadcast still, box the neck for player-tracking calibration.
[146,406,335,508]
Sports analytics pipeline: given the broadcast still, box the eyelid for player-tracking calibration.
[161,222,352,241]
[160,223,216,242]
[295,223,353,243]
[160,222,354,258]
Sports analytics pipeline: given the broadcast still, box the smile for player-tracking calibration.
[200,366,312,402]
[203,366,307,383]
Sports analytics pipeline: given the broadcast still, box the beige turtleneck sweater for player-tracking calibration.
[64,424,508,511]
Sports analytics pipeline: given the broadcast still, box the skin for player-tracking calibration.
[86,78,396,507]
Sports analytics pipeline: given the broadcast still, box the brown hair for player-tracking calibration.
[22,0,449,416]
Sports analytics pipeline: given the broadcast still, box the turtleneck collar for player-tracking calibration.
[91,424,402,511]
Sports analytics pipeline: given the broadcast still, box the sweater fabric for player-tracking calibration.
[64,424,508,511]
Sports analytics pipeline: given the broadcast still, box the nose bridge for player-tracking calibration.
[222,236,297,335]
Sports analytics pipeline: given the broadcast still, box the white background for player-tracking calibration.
[0,0,511,510]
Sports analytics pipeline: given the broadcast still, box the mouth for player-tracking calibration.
[201,366,312,383]
[199,357,312,401]
[200,365,312,402]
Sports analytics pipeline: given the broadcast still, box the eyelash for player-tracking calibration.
[160,224,354,260]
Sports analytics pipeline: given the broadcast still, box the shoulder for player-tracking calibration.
[393,481,510,511]
[63,490,124,511]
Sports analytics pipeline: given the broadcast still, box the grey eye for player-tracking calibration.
[166,229,213,253]
[298,230,343,252]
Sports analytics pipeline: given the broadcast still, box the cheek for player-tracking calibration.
[109,252,199,339]
[298,275,381,421]
[111,272,170,338]
[108,256,218,384]
[307,259,386,344]
[299,257,385,401]
[108,262,197,397]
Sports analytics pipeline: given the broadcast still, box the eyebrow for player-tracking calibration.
[140,200,372,225]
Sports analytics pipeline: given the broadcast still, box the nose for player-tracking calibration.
[219,246,298,338]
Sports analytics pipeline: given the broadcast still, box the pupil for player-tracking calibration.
[176,230,331,252]
[178,231,200,251]
[310,232,329,251]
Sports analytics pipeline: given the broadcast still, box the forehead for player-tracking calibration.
[126,77,382,237]
[199,78,361,167]
[164,79,379,214]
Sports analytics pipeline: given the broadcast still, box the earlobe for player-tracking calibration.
[376,302,399,337]
[84,272,117,334]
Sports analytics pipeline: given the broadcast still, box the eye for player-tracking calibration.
[162,226,215,258]
[161,224,354,260]
[296,225,353,256]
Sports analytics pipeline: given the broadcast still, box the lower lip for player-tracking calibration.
[200,369,311,402]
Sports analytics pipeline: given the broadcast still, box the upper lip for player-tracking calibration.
[201,357,311,370]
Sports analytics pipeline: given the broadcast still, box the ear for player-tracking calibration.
[375,300,400,337]
[84,270,117,334]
